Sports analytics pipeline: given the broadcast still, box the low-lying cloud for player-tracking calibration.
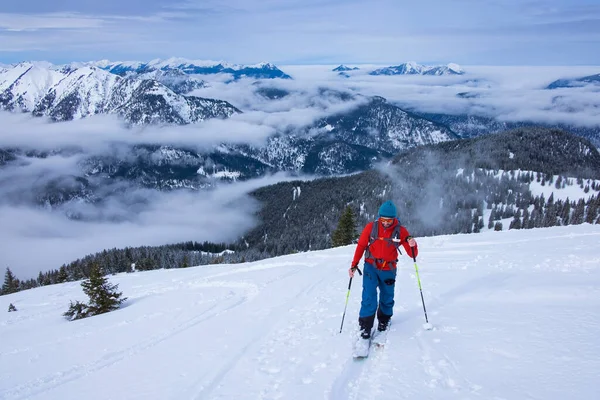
[0,172,299,280]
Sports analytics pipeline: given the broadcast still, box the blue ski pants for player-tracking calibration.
[359,261,397,318]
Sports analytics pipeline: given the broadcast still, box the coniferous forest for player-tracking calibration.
[3,127,600,294]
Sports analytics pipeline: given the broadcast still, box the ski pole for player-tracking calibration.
[340,266,362,333]
[411,246,432,329]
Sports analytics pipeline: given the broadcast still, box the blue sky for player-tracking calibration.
[0,0,599,65]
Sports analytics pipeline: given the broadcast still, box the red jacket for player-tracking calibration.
[351,219,418,270]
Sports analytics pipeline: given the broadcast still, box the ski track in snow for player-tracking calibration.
[188,264,342,400]
[188,266,318,399]
[3,285,252,400]
[2,225,600,399]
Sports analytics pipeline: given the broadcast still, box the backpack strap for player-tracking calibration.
[365,218,403,267]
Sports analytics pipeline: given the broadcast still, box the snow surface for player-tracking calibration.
[2,224,600,400]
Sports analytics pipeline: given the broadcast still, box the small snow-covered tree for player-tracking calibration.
[64,263,126,321]
[82,263,126,316]
[63,301,89,320]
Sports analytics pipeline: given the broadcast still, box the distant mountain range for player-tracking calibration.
[332,65,360,72]
[90,58,292,80]
[369,62,464,76]
[0,62,240,124]
[331,62,464,76]
[0,59,295,124]
[546,73,600,89]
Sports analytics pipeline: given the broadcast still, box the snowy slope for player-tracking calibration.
[2,224,600,399]
[0,63,63,111]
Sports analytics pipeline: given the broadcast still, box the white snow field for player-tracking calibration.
[2,224,600,400]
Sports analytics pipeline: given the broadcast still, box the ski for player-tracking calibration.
[371,329,388,348]
[352,336,371,359]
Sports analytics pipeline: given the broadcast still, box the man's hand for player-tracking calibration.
[348,266,356,278]
[348,265,362,278]
[407,236,417,247]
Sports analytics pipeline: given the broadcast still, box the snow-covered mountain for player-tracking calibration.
[134,69,207,95]
[88,58,292,80]
[103,96,456,178]
[0,62,64,111]
[0,63,239,124]
[316,96,456,148]
[332,65,359,72]
[1,224,599,399]
[369,62,464,76]
[546,73,600,89]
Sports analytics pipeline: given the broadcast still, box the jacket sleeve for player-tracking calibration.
[399,226,418,258]
[351,222,373,266]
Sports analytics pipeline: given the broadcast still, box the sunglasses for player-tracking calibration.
[380,217,394,223]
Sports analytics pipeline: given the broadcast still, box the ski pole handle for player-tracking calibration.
[349,265,362,279]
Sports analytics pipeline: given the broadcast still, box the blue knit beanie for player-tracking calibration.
[378,200,397,218]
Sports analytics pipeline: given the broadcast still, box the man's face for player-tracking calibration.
[380,217,394,228]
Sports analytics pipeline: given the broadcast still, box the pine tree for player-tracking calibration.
[522,208,530,229]
[555,175,562,189]
[509,210,522,230]
[56,266,69,283]
[572,199,585,225]
[561,199,571,225]
[585,196,598,224]
[543,198,558,227]
[82,263,126,316]
[472,212,481,233]
[1,268,20,295]
[488,207,496,229]
[64,263,126,320]
[331,206,357,247]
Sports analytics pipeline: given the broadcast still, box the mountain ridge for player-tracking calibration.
[369,62,464,76]
[0,63,240,124]
[88,58,292,80]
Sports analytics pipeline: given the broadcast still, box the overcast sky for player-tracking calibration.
[1,0,599,65]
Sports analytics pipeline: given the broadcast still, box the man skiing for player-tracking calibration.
[349,200,418,353]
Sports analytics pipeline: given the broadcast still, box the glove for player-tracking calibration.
[407,236,417,247]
